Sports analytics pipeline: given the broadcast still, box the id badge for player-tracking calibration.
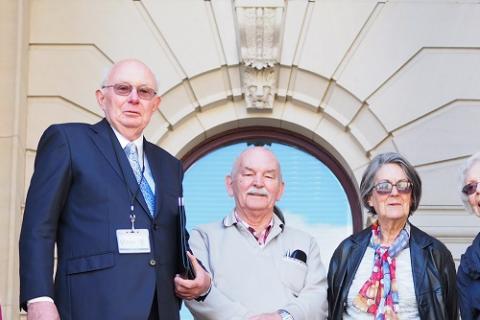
[116,229,151,254]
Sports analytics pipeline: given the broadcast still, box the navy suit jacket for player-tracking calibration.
[20,119,184,320]
[457,232,480,320]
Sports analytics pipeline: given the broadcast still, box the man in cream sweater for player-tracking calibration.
[186,147,327,320]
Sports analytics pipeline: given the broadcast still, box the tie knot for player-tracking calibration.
[125,142,138,157]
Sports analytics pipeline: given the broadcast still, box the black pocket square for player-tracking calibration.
[288,249,307,263]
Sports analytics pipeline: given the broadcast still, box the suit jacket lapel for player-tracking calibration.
[89,119,123,180]
[90,119,150,216]
[347,228,371,277]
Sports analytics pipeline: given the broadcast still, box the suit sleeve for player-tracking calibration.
[185,228,252,320]
[280,238,328,320]
[19,125,72,309]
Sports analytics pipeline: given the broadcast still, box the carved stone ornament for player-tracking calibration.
[243,66,276,110]
[234,0,285,111]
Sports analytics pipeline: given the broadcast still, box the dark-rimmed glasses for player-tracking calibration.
[372,180,412,195]
[462,181,480,196]
[102,83,157,100]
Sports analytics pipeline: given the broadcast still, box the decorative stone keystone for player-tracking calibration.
[234,0,285,111]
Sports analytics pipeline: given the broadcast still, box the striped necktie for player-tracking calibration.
[124,143,156,216]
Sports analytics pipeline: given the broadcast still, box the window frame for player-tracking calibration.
[181,126,363,232]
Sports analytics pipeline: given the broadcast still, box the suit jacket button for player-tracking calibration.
[149,259,157,267]
[153,223,158,230]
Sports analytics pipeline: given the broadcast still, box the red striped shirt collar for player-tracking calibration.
[234,211,274,246]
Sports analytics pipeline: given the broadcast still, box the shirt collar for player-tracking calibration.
[224,209,285,229]
[111,126,144,157]
[233,210,274,231]
[233,210,274,246]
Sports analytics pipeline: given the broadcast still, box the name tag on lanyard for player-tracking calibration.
[116,229,151,253]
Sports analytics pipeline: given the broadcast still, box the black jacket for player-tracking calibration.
[327,223,458,320]
[457,232,480,320]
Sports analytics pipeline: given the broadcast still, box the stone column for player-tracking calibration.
[0,0,30,318]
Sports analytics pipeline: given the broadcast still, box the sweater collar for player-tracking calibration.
[223,206,285,230]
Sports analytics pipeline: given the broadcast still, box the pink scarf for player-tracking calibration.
[353,222,409,319]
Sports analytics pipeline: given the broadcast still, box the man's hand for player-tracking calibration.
[174,252,211,300]
[248,312,282,320]
[27,301,60,320]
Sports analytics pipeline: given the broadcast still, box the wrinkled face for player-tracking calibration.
[465,161,480,216]
[226,148,284,217]
[368,163,412,223]
[96,60,160,140]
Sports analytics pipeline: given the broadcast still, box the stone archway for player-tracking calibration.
[180,125,364,232]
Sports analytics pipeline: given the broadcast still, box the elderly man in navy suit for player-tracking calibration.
[19,59,211,320]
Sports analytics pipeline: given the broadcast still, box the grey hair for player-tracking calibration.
[100,65,112,87]
[360,152,422,216]
[459,152,480,214]
[230,146,283,182]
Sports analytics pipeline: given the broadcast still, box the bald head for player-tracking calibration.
[102,59,158,90]
[231,147,283,182]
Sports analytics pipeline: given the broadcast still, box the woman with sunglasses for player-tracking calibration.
[457,152,480,319]
[327,152,457,320]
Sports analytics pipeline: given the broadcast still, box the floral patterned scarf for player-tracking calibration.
[353,221,410,320]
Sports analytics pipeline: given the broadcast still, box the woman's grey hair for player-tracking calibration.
[360,152,422,216]
[459,152,480,214]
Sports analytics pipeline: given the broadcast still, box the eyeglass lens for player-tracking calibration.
[374,181,412,194]
[105,83,156,100]
[463,181,479,195]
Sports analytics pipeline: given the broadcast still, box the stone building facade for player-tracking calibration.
[2,0,480,318]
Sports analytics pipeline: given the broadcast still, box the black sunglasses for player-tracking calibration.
[462,181,480,195]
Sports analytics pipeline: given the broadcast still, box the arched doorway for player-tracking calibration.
[179,127,362,319]
[181,126,362,240]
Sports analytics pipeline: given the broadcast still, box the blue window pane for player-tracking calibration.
[180,142,352,319]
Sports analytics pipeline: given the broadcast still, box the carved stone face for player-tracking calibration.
[244,68,275,109]
[247,84,272,108]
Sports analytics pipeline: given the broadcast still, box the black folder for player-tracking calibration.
[178,197,195,279]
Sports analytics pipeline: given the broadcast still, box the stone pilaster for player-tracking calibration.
[0,0,30,318]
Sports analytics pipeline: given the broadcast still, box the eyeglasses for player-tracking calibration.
[102,83,157,100]
[462,181,480,195]
[372,180,412,195]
